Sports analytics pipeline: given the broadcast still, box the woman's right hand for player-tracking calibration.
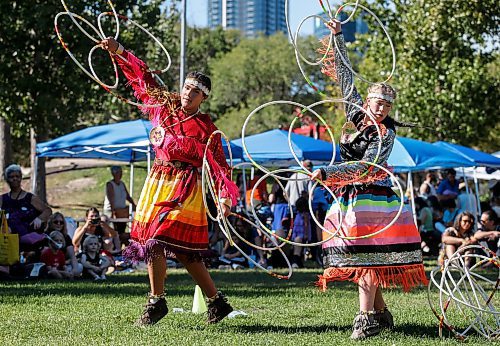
[325,19,341,35]
[100,37,119,53]
[310,169,323,182]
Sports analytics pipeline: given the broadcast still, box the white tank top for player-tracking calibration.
[103,180,127,211]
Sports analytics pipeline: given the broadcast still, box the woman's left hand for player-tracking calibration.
[31,217,42,230]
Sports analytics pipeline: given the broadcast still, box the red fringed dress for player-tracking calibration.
[316,33,428,291]
[116,50,238,260]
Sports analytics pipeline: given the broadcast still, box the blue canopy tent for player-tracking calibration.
[432,141,500,216]
[231,130,474,171]
[432,141,500,168]
[36,119,242,196]
[37,119,241,163]
[389,137,475,172]
[37,119,153,162]
[231,129,337,167]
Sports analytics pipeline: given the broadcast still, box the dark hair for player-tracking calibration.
[414,197,428,211]
[453,211,475,233]
[482,210,498,225]
[186,71,211,95]
[86,207,99,217]
[295,196,308,213]
[427,195,442,211]
[445,168,456,176]
[441,198,456,209]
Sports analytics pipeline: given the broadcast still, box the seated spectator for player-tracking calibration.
[441,212,477,268]
[427,195,444,230]
[414,197,440,254]
[40,231,74,279]
[475,210,500,256]
[45,212,82,277]
[219,218,251,269]
[208,221,225,257]
[0,164,52,257]
[73,208,120,254]
[78,235,112,280]
[290,194,311,269]
[435,199,461,233]
[437,169,459,201]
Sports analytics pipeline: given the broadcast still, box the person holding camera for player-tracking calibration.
[72,207,119,254]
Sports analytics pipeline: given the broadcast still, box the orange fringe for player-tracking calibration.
[316,264,429,293]
[317,36,338,82]
[144,86,181,119]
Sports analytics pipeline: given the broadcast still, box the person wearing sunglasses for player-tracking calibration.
[45,212,82,277]
[475,210,500,256]
[441,211,478,268]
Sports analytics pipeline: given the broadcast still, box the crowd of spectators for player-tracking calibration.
[1,163,499,279]
[0,165,133,280]
[207,166,500,270]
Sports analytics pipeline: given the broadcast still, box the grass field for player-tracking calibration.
[1,167,495,345]
[0,265,495,346]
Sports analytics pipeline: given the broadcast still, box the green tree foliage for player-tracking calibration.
[0,0,179,163]
[355,0,499,150]
[209,34,325,139]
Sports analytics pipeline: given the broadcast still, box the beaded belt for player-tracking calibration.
[154,158,188,169]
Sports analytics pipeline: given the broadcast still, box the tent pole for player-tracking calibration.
[473,168,482,216]
[147,146,151,173]
[242,168,247,208]
[129,162,134,201]
[408,172,417,227]
[31,156,38,193]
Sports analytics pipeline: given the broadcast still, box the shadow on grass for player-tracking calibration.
[226,323,352,334]
[393,323,440,338]
[0,269,430,300]
[226,322,442,339]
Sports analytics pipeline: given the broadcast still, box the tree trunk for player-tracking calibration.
[30,128,47,202]
[0,117,12,181]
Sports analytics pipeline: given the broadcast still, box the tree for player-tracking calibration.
[209,33,326,139]
[0,0,180,197]
[353,0,499,150]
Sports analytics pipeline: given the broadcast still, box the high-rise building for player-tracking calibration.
[208,0,288,38]
[313,11,368,42]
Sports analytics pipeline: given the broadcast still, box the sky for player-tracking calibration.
[179,0,332,36]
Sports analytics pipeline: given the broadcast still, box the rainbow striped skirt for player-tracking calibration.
[128,164,209,259]
[318,184,428,291]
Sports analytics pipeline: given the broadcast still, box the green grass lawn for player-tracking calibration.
[0,267,494,346]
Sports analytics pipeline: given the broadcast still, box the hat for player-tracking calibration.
[459,182,466,190]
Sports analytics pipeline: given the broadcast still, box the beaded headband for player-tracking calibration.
[184,78,210,96]
[367,92,394,103]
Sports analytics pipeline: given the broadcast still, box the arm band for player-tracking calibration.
[115,43,124,55]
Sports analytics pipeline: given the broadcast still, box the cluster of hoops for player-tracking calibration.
[427,245,499,340]
[198,1,404,279]
[54,0,171,108]
[56,1,500,340]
